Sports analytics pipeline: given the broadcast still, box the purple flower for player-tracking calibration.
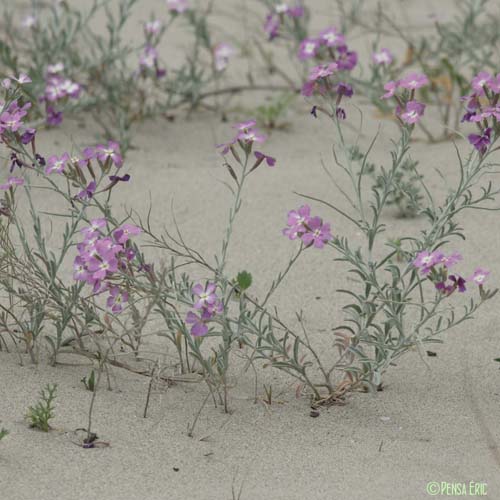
[113,224,142,244]
[288,6,304,18]
[468,128,492,154]
[264,14,280,40]
[487,74,500,94]
[399,72,429,90]
[139,45,158,69]
[185,310,211,336]
[413,250,444,275]
[400,100,426,124]
[45,153,69,175]
[106,287,129,313]
[381,80,399,99]
[471,71,493,95]
[319,27,345,47]
[78,181,96,200]
[436,275,466,295]
[336,82,353,98]
[0,110,25,132]
[81,218,107,238]
[73,256,89,281]
[469,268,490,285]
[46,106,63,126]
[336,45,358,71]
[20,128,36,145]
[96,141,123,167]
[254,151,276,167]
[88,254,118,281]
[0,176,24,191]
[144,19,162,35]
[372,48,393,66]
[298,38,320,60]
[336,107,346,120]
[216,139,237,156]
[287,204,310,229]
[109,174,130,183]
[300,216,333,249]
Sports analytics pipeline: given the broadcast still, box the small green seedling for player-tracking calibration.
[81,370,96,392]
[0,428,8,441]
[26,383,57,432]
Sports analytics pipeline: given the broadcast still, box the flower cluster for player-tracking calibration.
[41,63,82,126]
[0,100,33,140]
[139,20,166,79]
[217,119,276,169]
[297,26,357,71]
[381,72,429,125]
[413,250,489,296]
[185,282,223,336]
[283,204,332,249]
[263,2,305,40]
[73,220,142,313]
[461,71,500,154]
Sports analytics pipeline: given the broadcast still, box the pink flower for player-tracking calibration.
[87,254,118,281]
[372,48,393,65]
[144,20,162,35]
[80,218,107,239]
[469,268,490,285]
[440,252,463,268]
[287,204,311,229]
[399,72,429,90]
[400,100,426,124]
[319,27,345,47]
[113,224,142,244]
[0,176,24,191]
[381,80,398,99]
[298,38,320,60]
[185,309,211,336]
[106,286,129,313]
[73,256,89,281]
[45,153,69,174]
[96,141,123,167]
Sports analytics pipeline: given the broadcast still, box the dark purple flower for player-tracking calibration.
[468,127,492,154]
[254,151,276,167]
[20,128,36,145]
[336,45,357,71]
[109,174,130,182]
[336,82,353,98]
[78,181,96,200]
[264,14,280,40]
[46,106,63,126]
[336,107,346,120]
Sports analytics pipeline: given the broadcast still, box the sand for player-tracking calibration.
[1,1,500,499]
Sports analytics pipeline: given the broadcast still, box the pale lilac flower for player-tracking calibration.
[469,268,490,285]
[10,73,32,85]
[399,72,429,90]
[237,129,267,144]
[88,254,118,281]
[400,100,426,124]
[113,224,142,244]
[166,0,188,13]
[47,62,64,75]
[275,3,289,14]
[0,111,25,132]
[139,45,158,69]
[96,141,123,167]
[254,151,276,167]
[287,204,310,229]
[487,74,500,94]
[192,282,217,310]
[382,80,399,99]
[298,38,320,60]
[216,139,237,155]
[0,176,24,191]
[308,63,337,81]
[301,216,332,248]
[319,27,345,47]
[288,6,304,17]
[73,256,89,281]
[413,250,444,275]
[214,43,235,72]
[106,287,129,313]
[45,153,69,174]
[80,218,107,239]
[440,252,463,268]
[372,48,393,65]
